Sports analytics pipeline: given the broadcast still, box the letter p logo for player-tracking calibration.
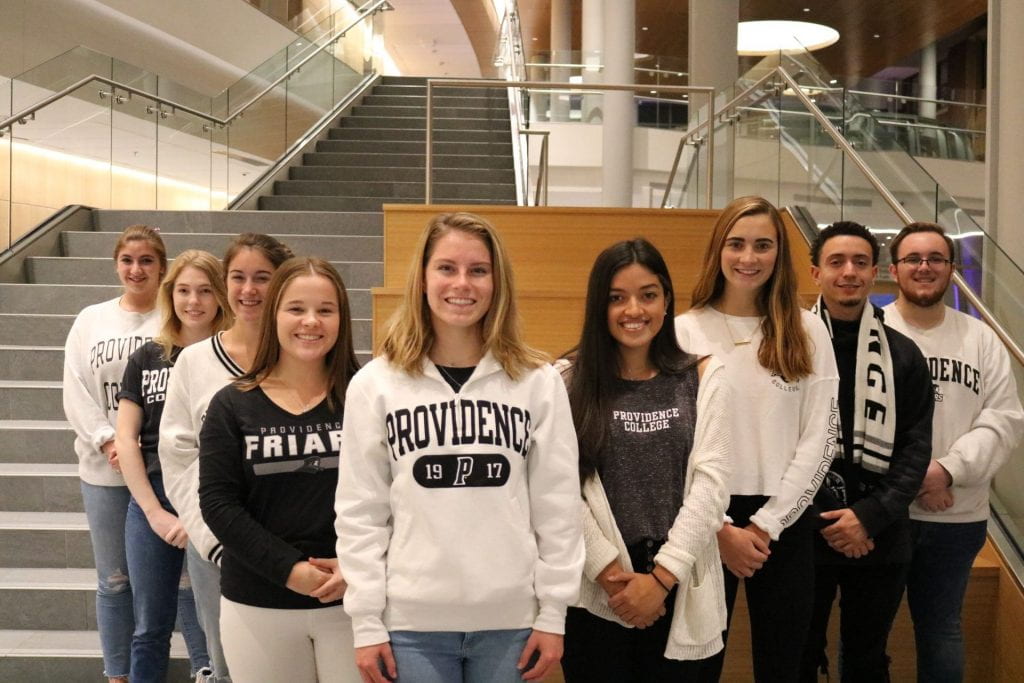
[453,456,474,486]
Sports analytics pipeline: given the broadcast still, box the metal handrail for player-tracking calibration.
[0,0,392,133]
[773,68,1024,368]
[847,89,986,110]
[425,79,716,207]
[519,130,549,206]
[660,69,779,208]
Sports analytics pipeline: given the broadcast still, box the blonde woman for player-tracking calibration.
[199,258,361,682]
[114,250,231,681]
[674,196,838,681]
[62,225,166,682]
[336,212,584,683]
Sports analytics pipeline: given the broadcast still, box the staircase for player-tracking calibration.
[259,76,517,211]
[0,209,382,679]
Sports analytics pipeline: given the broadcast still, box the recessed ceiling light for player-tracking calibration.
[803,7,810,12]
[650,90,657,94]
[532,37,538,41]
[873,33,881,38]
[737,20,840,55]
[829,79,838,84]
[641,26,648,31]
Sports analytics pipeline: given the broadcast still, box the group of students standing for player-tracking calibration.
[62,195,1023,683]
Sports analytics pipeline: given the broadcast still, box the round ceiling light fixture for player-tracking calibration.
[737,20,840,55]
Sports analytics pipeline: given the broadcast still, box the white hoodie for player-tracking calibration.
[158,332,245,563]
[884,304,1024,522]
[335,353,584,648]
[63,297,158,486]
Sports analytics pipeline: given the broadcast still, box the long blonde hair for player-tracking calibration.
[378,212,546,380]
[154,250,233,360]
[690,195,812,381]
[236,258,360,409]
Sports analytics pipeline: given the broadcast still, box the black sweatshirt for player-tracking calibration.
[815,312,934,565]
[198,383,344,609]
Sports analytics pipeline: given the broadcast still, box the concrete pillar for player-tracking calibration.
[581,0,603,123]
[688,0,738,207]
[920,42,938,119]
[987,0,1024,268]
[550,0,571,121]
[601,0,634,206]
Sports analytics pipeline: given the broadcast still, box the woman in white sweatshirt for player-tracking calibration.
[674,196,838,681]
[114,249,232,681]
[559,238,732,682]
[158,233,293,681]
[336,212,584,683]
[62,224,166,683]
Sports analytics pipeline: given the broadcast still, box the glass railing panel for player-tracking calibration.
[285,43,334,143]
[728,79,784,207]
[9,84,111,238]
[110,91,157,210]
[225,79,287,201]
[1,75,10,251]
[157,107,214,210]
[226,48,290,118]
[10,46,112,113]
[211,124,230,211]
[991,357,1024,548]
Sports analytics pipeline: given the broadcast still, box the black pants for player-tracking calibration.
[700,495,816,683]
[562,540,716,683]
[799,561,909,682]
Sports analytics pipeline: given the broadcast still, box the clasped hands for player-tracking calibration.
[819,508,874,558]
[286,557,347,603]
[917,460,955,512]
[597,561,669,628]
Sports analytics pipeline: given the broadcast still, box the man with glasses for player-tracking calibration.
[800,221,933,683]
[884,221,1024,682]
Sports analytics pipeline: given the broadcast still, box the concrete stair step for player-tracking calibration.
[302,152,514,169]
[92,210,383,236]
[0,568,102,630]
[0,381,63,420]
[371,84,502,98]
[0,314,73,346]
[290,166,514,184]
[0,420,75,463]
[315,139,513,156]
[258,196,514,212]
[327,127,509,143]
[0,347,65,381]
[0,464,81,513]
[0,284,121,315]
[0,511,92,567]
[379,76,428,86]
[0,630,191,680]
[340,116,510,131]
[61,232,382,262]
[273,180,514,201]
[27,256,384,291]
[351,105,510,120]
[362,94,507,109]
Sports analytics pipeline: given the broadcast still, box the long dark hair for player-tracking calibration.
[563,238,693,482]
[237,258,360,409]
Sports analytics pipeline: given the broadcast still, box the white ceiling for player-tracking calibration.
[382,0,482,77]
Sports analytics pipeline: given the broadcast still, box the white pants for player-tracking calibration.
[219,598,358,683]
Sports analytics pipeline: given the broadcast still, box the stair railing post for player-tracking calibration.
[425,80,434,204]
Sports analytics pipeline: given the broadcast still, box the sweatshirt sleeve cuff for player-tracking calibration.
[582,536,620,582]
[653,548,695,583]
[936,456,961,487]
[351,615,391,648]
[532,601,567,635]
[850,498,887,537]
[92,427,116,452]
[748,511,783,541]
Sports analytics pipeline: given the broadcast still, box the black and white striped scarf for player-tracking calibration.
[811,297,895,474]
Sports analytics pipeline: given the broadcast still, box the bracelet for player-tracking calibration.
[651,571,671,594]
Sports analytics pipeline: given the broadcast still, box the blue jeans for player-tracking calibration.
[125,474,210,681]
[906,519,987,683]
[81,481,133,679]
[187,542,231,681]
[390,629,533,683]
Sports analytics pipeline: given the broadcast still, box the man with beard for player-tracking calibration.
[800,222,933,682]
[884,222,1024,682]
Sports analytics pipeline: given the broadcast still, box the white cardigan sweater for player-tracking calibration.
[574,358,732,661]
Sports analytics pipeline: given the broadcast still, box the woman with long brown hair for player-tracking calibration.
[675,196,838,681]
[199,257,361,682]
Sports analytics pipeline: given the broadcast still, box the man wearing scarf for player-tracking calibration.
[799,222,933,682]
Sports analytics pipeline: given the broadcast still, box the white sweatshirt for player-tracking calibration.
[335,353,584,648]
[675,307,839,539]
[63,297,158,486]
[574,358,732,661]
[884,304,1024,522]
[158,332,245,563]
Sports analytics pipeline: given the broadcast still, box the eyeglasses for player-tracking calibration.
[895,255,954,268]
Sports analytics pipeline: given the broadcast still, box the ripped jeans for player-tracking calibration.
[81,481,134,679]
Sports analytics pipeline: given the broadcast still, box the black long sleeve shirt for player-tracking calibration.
[199,383,344,609]
[816,313,934,565]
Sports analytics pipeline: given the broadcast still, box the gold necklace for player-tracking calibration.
[721,313,756,346]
